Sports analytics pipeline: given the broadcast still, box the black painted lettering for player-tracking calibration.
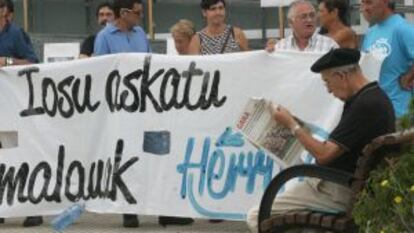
[65,161,85,202]
[19,67,45,117]
[108,140,139,204]
[0,163,29,205]
[72,75,100,113]
[140,55,163,112]
[57,76,75,118]
[28,162,51,204]
[120,70,142,112]
[160,68,180,110]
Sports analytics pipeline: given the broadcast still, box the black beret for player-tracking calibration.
[311,48,361,73]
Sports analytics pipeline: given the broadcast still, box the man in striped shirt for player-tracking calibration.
[266,0,338,52]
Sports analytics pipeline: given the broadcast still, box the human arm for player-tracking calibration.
[0,56,34,67]
[0,30,38,67]
[397,24,414,90]
[265,38,278,53]
[233,27,249,51]
[188,33,201,55]
[17,33,38,64]
[272,105,343,165]
[399,64,414,90]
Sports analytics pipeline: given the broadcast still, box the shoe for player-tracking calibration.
[0,218,4,224]
[23,216,43,227]
[158,216,194,227]
[209,219,224,223]
[123,214,139,228]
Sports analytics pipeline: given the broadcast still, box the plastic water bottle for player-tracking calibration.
[51,203,85,233]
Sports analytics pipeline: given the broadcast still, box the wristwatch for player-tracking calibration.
[5,57,14,66]
[290,124,301,135]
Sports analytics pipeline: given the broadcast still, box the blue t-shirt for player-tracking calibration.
[94,24,151,55]
[0,23,38,63]
[361,14,414,117]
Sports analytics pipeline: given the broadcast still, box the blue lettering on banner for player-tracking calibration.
[176,127,276,220]
[215,127,244,147]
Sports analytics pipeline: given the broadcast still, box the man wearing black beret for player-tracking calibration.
[246,48,396,232]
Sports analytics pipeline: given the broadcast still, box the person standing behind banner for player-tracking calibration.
[0,0,41,227]
[93,0,150,228]
[266,0,338,52]
[170,19,195,55]
[3,0,33,49]
[317,0,357,48]
[188,0,249,55]
[94,0,150,56]
[79,2,115,58]
[0,0,38,67]
[361,0,414,118]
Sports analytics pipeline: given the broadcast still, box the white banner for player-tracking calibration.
[0,51,379,220]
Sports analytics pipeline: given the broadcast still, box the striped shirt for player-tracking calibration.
[198,25,241,55]
[276,32,338,52]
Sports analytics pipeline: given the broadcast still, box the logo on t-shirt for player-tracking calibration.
[368,38,392,60]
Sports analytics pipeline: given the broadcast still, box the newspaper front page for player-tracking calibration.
[235,98,305,166]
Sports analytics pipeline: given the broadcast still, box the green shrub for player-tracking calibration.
[353,99,414,232]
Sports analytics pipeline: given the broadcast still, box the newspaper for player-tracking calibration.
[235,97,306,166]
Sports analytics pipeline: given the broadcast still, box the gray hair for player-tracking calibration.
[170,19,195,39]
[287,0,315,20]
[329,64,360,76]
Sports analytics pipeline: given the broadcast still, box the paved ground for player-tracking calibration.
[0,213,250,233]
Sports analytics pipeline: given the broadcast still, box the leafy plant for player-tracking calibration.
[353,99,414,233]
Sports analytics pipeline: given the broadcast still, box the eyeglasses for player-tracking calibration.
[122,8,142,16]
[295,12,316,21]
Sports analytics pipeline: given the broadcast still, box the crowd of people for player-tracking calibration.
[1,0,414,231]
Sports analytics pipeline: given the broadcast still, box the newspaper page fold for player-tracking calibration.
[235,97,306,166]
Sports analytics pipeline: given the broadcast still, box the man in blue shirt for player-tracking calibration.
[94,0,150,229]
[0,0,38,67]
[94,0,150,55]
[79,2,115,58]
[361,0,414,117]
[0,0,41,227]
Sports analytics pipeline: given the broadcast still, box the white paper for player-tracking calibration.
[43,43,80,63]
[261,0,295,7]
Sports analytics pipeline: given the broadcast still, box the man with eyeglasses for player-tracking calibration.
[79,2,115,58]
[94,0,150,55]
[94,0,150,228]
[266,0,338,52]
[0,0,38,67]
[246,49,395,233]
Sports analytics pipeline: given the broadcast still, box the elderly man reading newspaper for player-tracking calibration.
[246,48,396,233]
